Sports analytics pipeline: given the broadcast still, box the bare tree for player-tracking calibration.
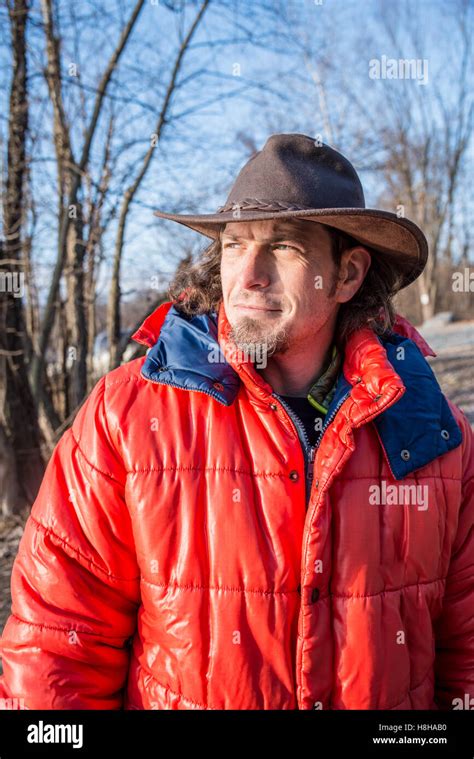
[277,0,473,324]
[107,0,211,369]
[374,2,472,321]
[31,0,145,409]
[1,0,45,515]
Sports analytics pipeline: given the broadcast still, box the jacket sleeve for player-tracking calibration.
[0,375,141,710]
[433,406,474,710]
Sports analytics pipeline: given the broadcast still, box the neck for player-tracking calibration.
[258,323,336,396]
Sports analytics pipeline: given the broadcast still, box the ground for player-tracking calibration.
[423,319,474,427]
[0,319,473,670]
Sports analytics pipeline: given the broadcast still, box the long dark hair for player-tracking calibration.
[168,225,403,347]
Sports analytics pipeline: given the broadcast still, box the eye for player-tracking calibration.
[273,243,299,251]
[222,241,300,252]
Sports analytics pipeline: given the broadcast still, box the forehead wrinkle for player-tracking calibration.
[221,221,316,244]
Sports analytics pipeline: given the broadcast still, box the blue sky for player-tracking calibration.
[1,0,472,307]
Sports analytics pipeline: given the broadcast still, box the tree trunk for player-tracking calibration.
[65,205,88,409]
[1,0,45,515]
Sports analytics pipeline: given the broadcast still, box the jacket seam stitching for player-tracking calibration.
[127,465,286,477]
[70,427,124,485]
[105,374,145,389]
[334,475,462,482]
[8,612,130,639]
[29,515,140,582]
[140,577,298,594]
[71,376,125,485]
[139,664,217,710]
[294,578,447,612]
[330,577,447,599]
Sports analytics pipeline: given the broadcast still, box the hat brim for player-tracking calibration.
[153,206,428,290]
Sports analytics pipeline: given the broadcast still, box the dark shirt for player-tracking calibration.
[280,395,325,448]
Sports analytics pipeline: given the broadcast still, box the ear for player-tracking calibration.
[335,246,372,303]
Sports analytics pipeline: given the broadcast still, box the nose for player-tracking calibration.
[238,244,271,290]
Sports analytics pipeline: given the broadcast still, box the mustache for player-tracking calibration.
[233,295,283,309]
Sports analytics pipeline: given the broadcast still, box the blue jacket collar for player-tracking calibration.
[140,304,462,480]
[141,305,240,404]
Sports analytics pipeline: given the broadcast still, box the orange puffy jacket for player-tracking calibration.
[0,300,473,710]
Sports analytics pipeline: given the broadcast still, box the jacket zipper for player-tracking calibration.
[146,367,317,505]
[145,371,350,503]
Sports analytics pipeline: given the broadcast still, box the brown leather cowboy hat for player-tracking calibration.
[153,133,428,290]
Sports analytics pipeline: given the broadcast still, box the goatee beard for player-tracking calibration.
[228,316,290,361]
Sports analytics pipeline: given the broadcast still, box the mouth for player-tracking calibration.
[234,304,282,312]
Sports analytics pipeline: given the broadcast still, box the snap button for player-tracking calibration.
[441,429,450,440]
[373,394,382,401]
[270,403,278,411]
[401,449,410,461]
[289,470,299,481]
[311,587,320,603]
[315,479,319,489]
[213,382,224,391]
[355,376,362,383]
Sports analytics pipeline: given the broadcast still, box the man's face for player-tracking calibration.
[220,218,341,356]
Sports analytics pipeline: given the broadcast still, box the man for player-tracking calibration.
[0,133,472,710]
